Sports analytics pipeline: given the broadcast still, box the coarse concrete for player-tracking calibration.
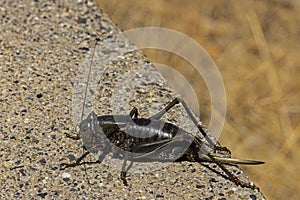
[0,0,266,199]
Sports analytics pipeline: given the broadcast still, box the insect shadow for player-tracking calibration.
[61,97,264,191]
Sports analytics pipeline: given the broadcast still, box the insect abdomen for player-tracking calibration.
[125,118,180,141]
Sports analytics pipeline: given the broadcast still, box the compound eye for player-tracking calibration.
[82,125,88,132]
[79,124,88,132]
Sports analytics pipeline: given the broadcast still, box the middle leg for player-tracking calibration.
[120,159,133,186]
[129,107,139,118]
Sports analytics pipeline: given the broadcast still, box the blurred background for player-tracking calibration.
[95,0,300,199]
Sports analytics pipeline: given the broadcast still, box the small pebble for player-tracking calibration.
[250,194,257,200]
[36,93,43,98]
[37,193,47,199]
[62,172,71,179]
[196,184,205,189]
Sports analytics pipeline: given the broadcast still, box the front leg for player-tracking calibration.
[60,151,90,170]
[60,146,110,170]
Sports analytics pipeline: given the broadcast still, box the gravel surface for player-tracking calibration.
[0,0,266,199]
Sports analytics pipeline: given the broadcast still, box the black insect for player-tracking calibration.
[61,97,264,191]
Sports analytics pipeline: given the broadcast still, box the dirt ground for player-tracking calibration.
[95,0,300,199]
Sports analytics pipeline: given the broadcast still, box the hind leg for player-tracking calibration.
[150,98,217,148]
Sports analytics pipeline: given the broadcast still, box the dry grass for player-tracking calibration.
[95,0,300,199]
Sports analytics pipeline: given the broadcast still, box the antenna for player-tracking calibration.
[81,36,101,187]
[80,37,100,122]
